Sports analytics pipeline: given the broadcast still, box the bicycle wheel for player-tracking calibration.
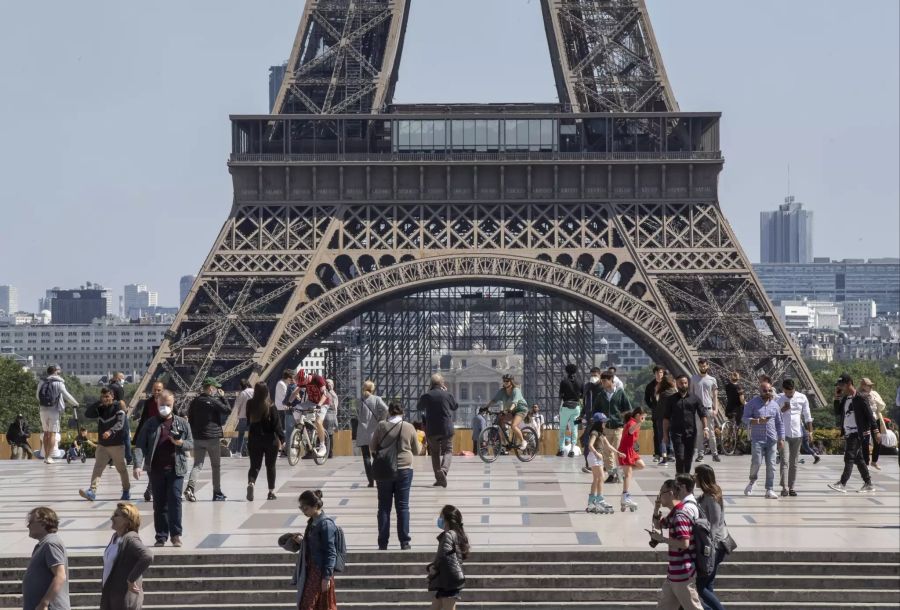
[478,427,502,464]
[287,428,302,466]
[313,429,330,466]
[516,426,539,462]
[720,421,736,456]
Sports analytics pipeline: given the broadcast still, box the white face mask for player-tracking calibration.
[590,376,600,384]
[158,405,172,418]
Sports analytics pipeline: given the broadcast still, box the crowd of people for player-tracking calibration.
[9,359,900,610]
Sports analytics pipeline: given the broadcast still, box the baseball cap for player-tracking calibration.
[203,377,222,388]
[836,373,853,386]
[592,412,608,423]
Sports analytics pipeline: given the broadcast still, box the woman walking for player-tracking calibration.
[585,412,625,514]
[357,380,389,487]
[695,464,730,610]
[370,401,422,550]
[619,406,647,511]
[656,374,678,464]
[279,489,338,610]
[246,382,285,501]
[100,502,153,610]
[427,505,469,610]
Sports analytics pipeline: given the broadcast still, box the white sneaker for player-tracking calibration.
[827,482,847,493]
[764,489,778,499]
[857,483,875,493]
[44,457,55,464]
[315,445,327,458]
[743,481,755,496]
[519,442,529,452]
[871,463,881,471]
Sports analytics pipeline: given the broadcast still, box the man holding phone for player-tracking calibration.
[741,376,784,498]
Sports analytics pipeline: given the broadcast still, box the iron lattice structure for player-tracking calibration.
[133,0,824,411]
[358,286,594,427]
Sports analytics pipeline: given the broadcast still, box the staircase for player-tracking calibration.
[2,550,898,609]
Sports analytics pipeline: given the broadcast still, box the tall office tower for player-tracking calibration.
[268,62,287,112]
[124,284,157,317]
[180,275,195,305]
[0,285,18,314]
[760,196,814,263]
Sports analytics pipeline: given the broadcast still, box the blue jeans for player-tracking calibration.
[376,467,413,548]
[150,468,184,543]
[280,410,294,446]
[697,545,726,610]
[749,438,778,490]
[230,418,248,455]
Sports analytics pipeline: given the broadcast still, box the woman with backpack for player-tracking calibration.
[357,380,389,487]
[694,464,732,610]
[427,504,469,609]
[279,489,339,610]
[245,383,284,502]
[370,401,422,550]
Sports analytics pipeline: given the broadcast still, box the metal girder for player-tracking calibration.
[272,0,410,115]
[541,0,679,112]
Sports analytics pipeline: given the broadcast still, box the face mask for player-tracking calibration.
[590,376,599,384]
[158,405,172,418]
[437,516,445,530]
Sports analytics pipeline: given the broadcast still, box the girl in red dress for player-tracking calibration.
[618,406,647,511]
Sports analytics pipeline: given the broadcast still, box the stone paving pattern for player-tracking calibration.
[0,454,896,556]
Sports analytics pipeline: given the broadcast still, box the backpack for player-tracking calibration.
[38,379,61,409]
[680,498,716,578]
[324,517,348,573]
[372,422,402,481]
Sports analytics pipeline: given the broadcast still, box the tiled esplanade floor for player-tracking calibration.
[0,454,897,556]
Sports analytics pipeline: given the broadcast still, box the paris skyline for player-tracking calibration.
[0,0,897,309]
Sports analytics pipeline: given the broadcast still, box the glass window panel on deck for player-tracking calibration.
[463,120,475,150]
[516,120,529,151]
[288,120,316,154]
[504,119,517,150]
[665,118,690,152]
[612,118,636,152]
[475,120,487,152]
[583,118,610,152]
[487,120,500,150]
[410,120,422,150]
[421,120,434,150]
[433,120,446,150]
[452,120,464,150]
[540,119,554,150]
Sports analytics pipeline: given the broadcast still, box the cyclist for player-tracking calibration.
[485,374,529,451]
[288,370,329,458]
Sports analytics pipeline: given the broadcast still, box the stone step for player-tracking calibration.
[4,560,896,580]
[3,587,898,606]
[2,573,897,595]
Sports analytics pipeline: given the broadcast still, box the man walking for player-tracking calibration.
[108,372,133,464]
[776,379,813,496]
[35,365,79,464]
[6,414,34,459]
[645,365,666,462]
[690,358,720,463]
[185,377,231,502]
[230,379,253,457]
[324,378,339,458]
[23,506,70,610]
[274,369,295,453]
[558,363,582,457]
[471,405,488,453]
[649,475,703,610]
[417,373,458,488]
[597,371,631,483]
[134,389,193,547]
[742,379,785,499]
[828,374,878,493]
[78,387,131,501]
[134,381,164,501]
[663,375,708,475]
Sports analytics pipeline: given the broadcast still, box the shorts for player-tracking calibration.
[587,452,603,469]
[40,407,61,433]
[511,406,528,418]
[435,589,461,599]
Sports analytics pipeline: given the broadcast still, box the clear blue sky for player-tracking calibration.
[0,0,897,310]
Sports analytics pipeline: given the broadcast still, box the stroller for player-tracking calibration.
[65,408,88,464]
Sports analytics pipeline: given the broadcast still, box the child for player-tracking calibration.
[586,412,625,514]
[427,504,469,610]
[67,427,93,461]
[619,406,647,511]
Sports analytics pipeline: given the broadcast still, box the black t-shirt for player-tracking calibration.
[724,382,743,412]
[559,377,581,402]
[152,417,177,471]
[663,392,708,435]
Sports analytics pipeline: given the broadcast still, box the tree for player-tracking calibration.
[624,364,655,411]
[0,358,39,434]
[806,359,899,429]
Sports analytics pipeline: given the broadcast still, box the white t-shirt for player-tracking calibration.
[102,535,121,585]
[612,375,625,392]
[775,392,812,438]
[843,397,858,434]
[274,380,288,412]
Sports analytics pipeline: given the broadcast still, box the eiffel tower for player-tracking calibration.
[135,0,823,408]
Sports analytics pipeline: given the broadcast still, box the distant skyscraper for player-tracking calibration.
[180,275,195,305]
[50,288,107,324]
[0,285,18,314]
[760,196,814,263]
[124,284,158,318]
[269,62,288,112]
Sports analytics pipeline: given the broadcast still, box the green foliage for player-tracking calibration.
[806,359,900,429]
[0,358,39,433]
[624,365,655,410]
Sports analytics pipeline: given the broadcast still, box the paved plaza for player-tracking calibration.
[0,454,897,557]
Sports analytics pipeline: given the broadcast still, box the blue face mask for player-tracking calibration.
[437,516,445,530]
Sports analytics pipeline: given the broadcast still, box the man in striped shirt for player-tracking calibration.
[650,475,703,610]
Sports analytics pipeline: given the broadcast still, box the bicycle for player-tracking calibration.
[477,409,538,463]
[720,417,744,456]
[286,406,330,466]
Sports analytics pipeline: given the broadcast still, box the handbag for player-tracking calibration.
[372,422,402,481]
[720,519,738,554]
